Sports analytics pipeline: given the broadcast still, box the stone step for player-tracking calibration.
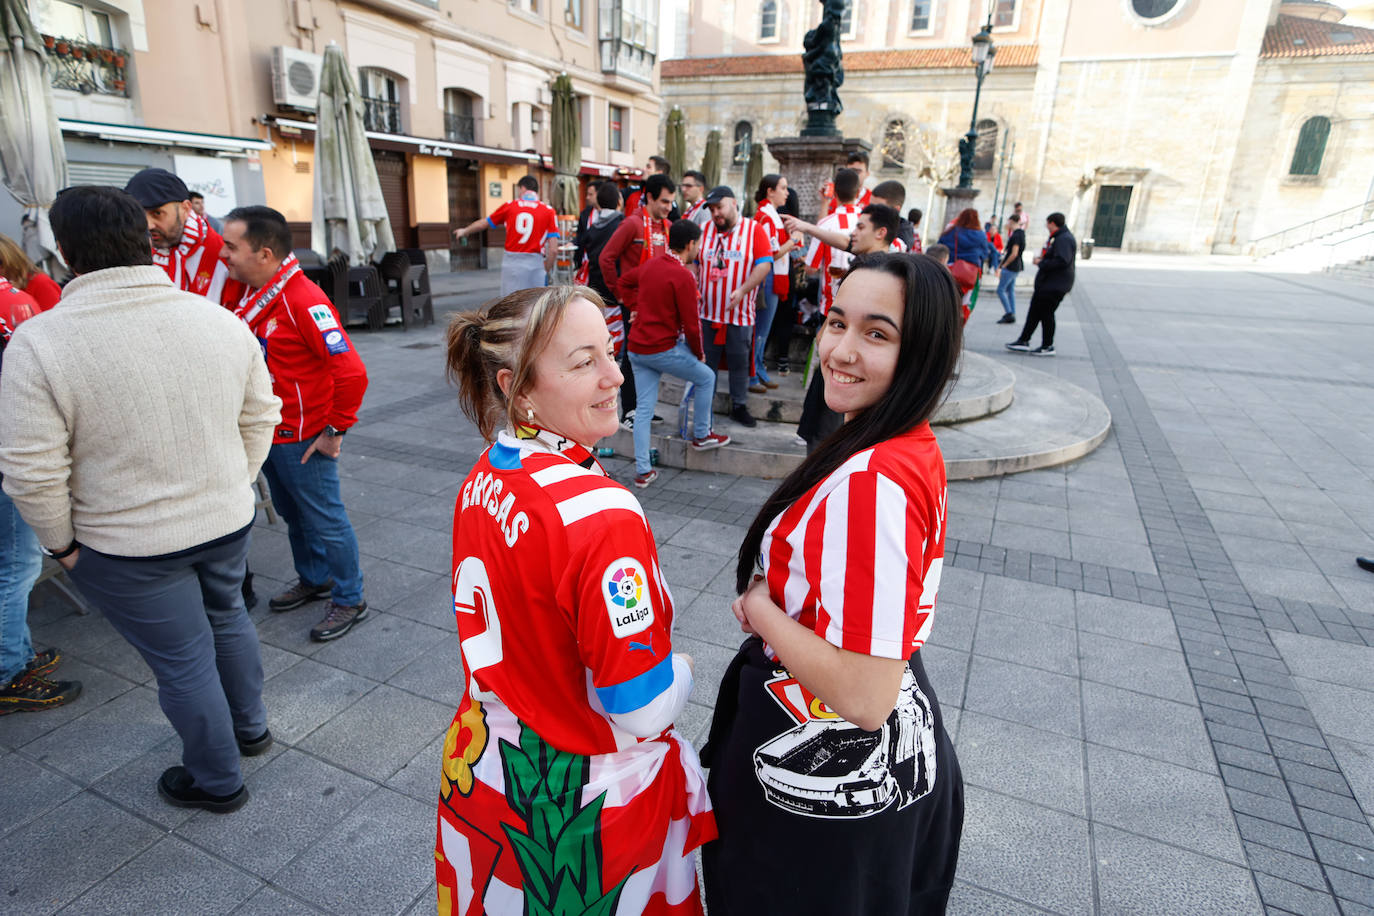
[655,351,1015,426]
[608,358,1110,480]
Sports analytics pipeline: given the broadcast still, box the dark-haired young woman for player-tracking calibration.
[702,252,965,915]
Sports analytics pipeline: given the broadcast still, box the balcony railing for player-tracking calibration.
[41,34,129,97]
[362,97,402,134]
[444,113,475,144]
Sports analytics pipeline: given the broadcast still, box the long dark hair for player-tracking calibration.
[754,173,783,204]
[735,253,963,593]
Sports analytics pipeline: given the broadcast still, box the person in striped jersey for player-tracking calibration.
[701,253,965,915]
[438,285,714,915]
[698,186,774,428]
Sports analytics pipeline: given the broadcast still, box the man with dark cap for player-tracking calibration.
[125,167,244,307]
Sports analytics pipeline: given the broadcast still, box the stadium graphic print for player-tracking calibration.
[753,666,938,819]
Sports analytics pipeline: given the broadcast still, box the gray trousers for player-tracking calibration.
[69,528,265,795]
[701,320,753,408]
[500,251,548,297]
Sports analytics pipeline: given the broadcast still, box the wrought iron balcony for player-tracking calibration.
[362,96,402,134]
[444,113,474,144]
[42,34,128,98]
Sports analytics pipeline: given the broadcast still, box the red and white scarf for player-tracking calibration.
[233,254,301,331]
[152,210,223,297]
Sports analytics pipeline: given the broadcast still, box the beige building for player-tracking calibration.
[661,0,1374,254]
[9,0,663,269]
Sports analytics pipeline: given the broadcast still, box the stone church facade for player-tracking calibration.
[660,0,1374,254]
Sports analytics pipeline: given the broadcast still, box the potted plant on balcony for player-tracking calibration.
[112,78,126,92]
[73,45,86,60]
[98,48,113,63]
[43,34,55,50]
[113,52,125,67]
[55,40,69,55]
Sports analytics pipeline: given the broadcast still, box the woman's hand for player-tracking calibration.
[734,575,777,636]
[730,593,757,635]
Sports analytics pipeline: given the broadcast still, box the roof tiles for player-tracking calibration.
[661,45,1039,79]
[1261,13,1374,58]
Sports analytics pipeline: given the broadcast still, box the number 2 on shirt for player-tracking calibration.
[514,212,535,246]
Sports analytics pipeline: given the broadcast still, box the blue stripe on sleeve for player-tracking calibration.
[595,656,673,714]
[486,217,497,228]
[753,256,772,267]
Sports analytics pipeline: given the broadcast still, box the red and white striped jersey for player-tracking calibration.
[805,204,859,313]
[697,216,772,326]
[438,429,714,915]
[891,237,909,253]
[486,197,560,254]
[759,423,947,661]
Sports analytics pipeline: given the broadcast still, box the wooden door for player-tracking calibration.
[448,159,482,269]
[1092,185,1132,249]
[373,150,413,249]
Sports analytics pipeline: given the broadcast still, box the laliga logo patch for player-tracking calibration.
[603,557,653,638]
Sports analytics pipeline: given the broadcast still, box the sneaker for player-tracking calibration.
[157,765,248,814]
[269,579,333,613]
[0,671,82,716]
[310,601,369,642]
[748,383,768,394]
[237,728,273,757]
[652,414,664,425]
[620,415,634,431]
[793,434,807,447]
[997,314,1016,324]
[633,470,658,488]
[777,362,791,375]
[1005,340,1031,352]
[731,405,757,428]
[24,648,61,677]
[763,379,780,389]
[691,432,731,451]
[1031,345,1055,356]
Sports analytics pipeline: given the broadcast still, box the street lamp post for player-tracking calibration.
[957,19,996,190]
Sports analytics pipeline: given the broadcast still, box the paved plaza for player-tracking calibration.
[1,256,1372,914]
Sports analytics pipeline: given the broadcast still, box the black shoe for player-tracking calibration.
[157,766,248,813]
[1005,340,1031,352]
[24,647,61,677]
[237,728,273,756]
[1031,345,1056,357]
[997,314,1016,324]
[1358,557,1374,574]
[242,571,258,612]
[269,579,333,612]
[310,601,369,642]
[0,671,82,716]
[731,405,757,428]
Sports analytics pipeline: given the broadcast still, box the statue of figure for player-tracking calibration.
[803,0,846,119]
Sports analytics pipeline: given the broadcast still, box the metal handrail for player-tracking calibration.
[1251,197,1374,258]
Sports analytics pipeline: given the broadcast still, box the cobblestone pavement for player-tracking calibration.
[2,258,1371,914]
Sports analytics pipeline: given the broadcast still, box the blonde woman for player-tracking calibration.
[437,285,714,915]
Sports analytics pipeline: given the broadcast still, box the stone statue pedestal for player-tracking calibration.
[767,136,873,223]
[940,186,982,229]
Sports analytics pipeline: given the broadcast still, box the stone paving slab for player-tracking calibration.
[2,259,1373,914]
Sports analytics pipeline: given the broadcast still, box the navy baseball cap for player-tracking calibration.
[124,168,190,209]
[702,185,735,205]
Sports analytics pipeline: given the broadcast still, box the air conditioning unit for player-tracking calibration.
[271,46,323,111]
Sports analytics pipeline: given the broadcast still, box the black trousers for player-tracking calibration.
[1019,289,1067,347]
[617,300,636,416]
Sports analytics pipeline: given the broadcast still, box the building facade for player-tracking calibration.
[660,0,1374,254]
[5,0,662,270]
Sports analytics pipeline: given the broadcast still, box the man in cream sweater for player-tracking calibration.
[0,186,282,814]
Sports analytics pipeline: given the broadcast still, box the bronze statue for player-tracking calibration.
[801,0,846,136]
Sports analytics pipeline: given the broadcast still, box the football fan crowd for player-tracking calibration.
[0,149,1059,912]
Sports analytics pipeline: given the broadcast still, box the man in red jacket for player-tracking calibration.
[125,168,245,307]
[219,206,371,642]
[619,220,729,487]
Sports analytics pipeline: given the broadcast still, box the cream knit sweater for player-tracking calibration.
[0,266,282,556]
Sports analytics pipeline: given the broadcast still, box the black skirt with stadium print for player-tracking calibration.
[701,637,964,915]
